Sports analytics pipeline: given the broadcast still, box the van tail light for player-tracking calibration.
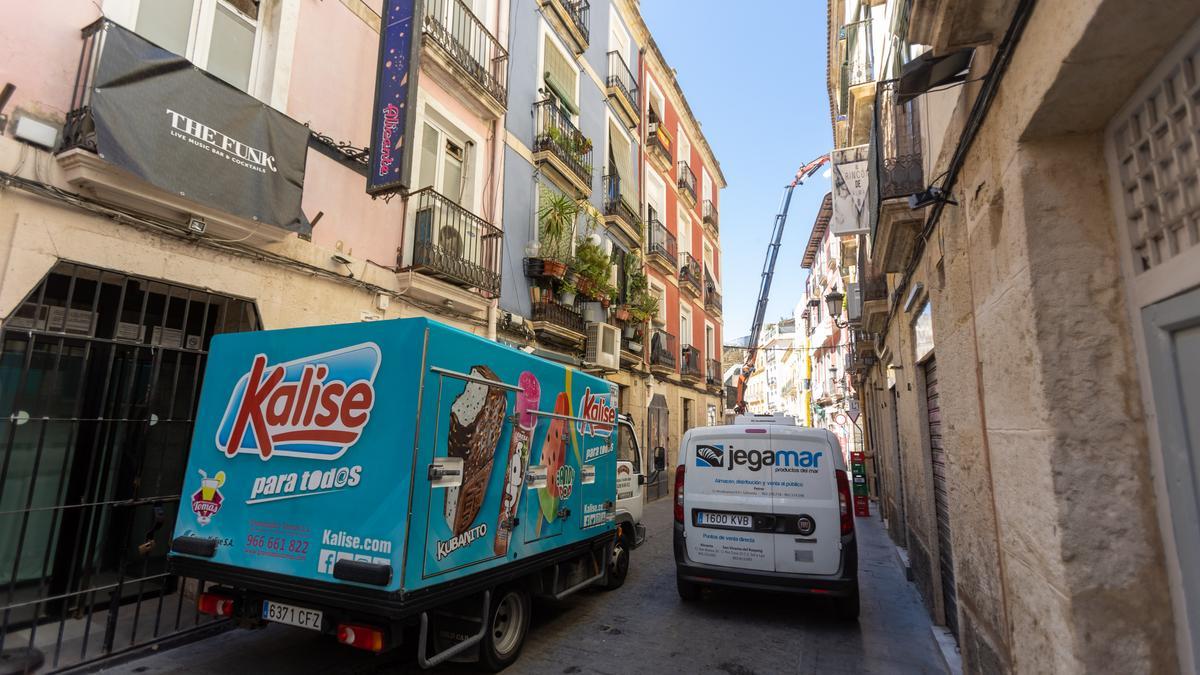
[674,466,686,523]
[197,592,235,617]
[337,623,386,652]
[836,469,854,535]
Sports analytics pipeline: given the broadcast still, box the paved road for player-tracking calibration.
[104,500,947,674]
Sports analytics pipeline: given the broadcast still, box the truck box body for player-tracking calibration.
[169,318,618,600]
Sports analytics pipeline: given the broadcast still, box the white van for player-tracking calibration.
[672,414,859,618]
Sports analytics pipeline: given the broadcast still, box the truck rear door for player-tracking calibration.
[683,429,775,572]
[770,432,841,575]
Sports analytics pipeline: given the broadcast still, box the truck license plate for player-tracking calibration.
[696,511,752,530]
[262,600,323,631]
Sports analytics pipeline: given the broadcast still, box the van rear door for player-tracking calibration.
[770,430,841,575]
[682,428,775,572]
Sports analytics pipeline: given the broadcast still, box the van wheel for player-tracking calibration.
[479,586,530,671]
[676,575,702,602]
[834,588,860,621]
[603,529,630,591]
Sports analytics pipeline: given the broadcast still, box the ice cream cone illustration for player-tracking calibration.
[494,372,540,556]
[444,365,508,536]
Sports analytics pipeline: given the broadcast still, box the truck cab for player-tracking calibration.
[607,413,663,589]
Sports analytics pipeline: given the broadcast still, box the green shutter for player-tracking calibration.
[544,36,578,114]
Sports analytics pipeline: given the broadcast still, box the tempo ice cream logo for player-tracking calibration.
[215,343,381,461]
[574,388,616,438]
[191,469,225,525]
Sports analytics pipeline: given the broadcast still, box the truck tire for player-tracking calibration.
[834,588,860,621]
[676,574,702,602]
[603,528,630,591]
[479,586,530,671]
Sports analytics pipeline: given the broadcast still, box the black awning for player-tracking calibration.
[897,49,975,104]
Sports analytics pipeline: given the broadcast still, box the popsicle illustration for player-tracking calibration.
[537,392,570,523]
[444,365,508,536]
[494,371,541,555]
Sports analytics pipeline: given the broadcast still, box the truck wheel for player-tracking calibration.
[479,586,530,671]
[676,574,702,602]
[834,588,860,621]
[603,530,630,591]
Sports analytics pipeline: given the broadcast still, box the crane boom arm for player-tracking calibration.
[734,154,830,415]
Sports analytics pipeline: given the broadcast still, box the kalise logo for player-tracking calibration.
[215,343,381,461]
[575,388,616,438]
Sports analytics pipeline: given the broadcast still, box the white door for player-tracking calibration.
[771,431,842,575]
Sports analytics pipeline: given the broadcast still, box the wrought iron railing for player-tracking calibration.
[553,0,590,45]
[60,19,106,152]
[606,50,639,111]
[602,174,642,234]
[647,121,671,159]
[707,358,722,385]
[532,298,585,334]
[842,19,874,88]
[868,79,924,242]
[410,187,502,297]
[423,0,509,107]
[681,345,702,378]
[680,253,702,290]
[677,160,697,202]
[650,329,677,369]
[704,271,722,313]
[533,100,594,188]
[702,199,718,230]
[648,218,677,269]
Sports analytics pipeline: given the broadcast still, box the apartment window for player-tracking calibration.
[680,303,692,347]
[702,167,713,203]
[645,170,666,224]
[416,115,472,207]
[646,78,665,125]
[703,240,715,281]
[131,0,262,92]
[677,125,691,167]
[608,7,631,64]
[705,322,715,358]
[542,30,579,115]
[677,210,691,260]
[649,279,667,325]
[608,118,636,208]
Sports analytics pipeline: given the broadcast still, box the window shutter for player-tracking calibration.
[543,37,578,113]
[608,120,636,209]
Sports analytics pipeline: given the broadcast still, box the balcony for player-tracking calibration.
[647,217,677,275]
[679,253,703,299]
[646,121,673,175]
[649,329,678,375]
[704,272,722,317]
[540,0,589,54]
[859,241,889,334]
[408,188,502,297]
[702,199,719,234]
[706,358,722,387]
[603,173,642,245]
[421,0,508,118]
[530,298,586,348]
[676,160,698,208]
[533,100,594,197]
[680,345,703,384]
[868,80,926,273]
[606,51,640,129]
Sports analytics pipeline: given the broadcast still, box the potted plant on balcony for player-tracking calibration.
[625,325,643,354]
[558,279,577,306]
[536,188,578,279]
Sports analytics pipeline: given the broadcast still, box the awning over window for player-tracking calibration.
[896,48,974,104]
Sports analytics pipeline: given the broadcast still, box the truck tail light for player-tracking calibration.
[836,469,854,536]
[674,466,685,523]
[197,592,234,617]
[337,623,385,652]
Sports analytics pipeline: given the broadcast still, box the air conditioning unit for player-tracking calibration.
[584,322,620,370]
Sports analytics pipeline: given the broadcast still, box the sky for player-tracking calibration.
[639,0,833,344]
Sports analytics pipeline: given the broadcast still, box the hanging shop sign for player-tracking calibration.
[830,145,869,236]
[89,21,310,233]
[367,0,424,195]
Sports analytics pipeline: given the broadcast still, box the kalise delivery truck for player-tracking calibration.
[168,317,655,670]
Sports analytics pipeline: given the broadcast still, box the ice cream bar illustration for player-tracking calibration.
[494,371,541,555]
[537,392,570,523]
[444,365,508,536]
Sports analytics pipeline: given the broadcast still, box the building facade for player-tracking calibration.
[829,0,1200,673]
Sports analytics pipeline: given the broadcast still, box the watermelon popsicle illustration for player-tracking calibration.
[494,371,540,555]
[537,392,571,523]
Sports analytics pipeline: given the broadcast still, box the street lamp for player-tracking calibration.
[824,291,848,328]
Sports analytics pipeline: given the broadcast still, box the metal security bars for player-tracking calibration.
[648,218,677,271]
[677,161,697,203]
[422,0,509,107]
[649,330,677,370]
[530,299,585,335]
[533,100,594,188]
[0,262,260,671]
[706,358,722,386]
[702,199,718,231]
[680,345,702,380]
[602,173,642,235]
[679,253,702,294]
[606,50,639,111]
[410,187,503,298]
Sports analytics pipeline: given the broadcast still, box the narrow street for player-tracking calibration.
[102,500,946,675]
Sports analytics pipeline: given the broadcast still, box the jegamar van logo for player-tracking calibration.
[695,444,724,468]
